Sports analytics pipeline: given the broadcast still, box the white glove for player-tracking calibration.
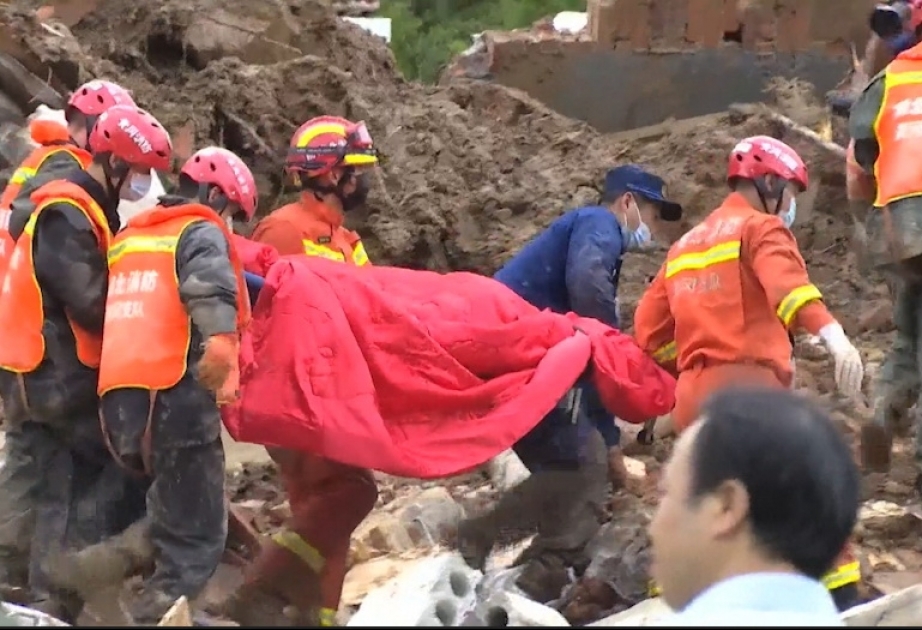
[819,322,864,399]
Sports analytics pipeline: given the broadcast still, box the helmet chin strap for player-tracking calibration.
[102,157,130,204]
[302,167,354,209]
[753,175,786,216]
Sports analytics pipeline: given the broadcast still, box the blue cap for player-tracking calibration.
[604,164,683,221]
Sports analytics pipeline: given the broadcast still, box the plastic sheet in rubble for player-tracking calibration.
[0,602,68,627]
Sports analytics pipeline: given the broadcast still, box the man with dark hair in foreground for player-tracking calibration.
[650,387,860,625]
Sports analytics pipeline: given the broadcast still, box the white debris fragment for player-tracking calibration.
[347,553,481,626]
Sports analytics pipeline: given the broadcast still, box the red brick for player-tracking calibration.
[612,0,652,49]
[688,0,725,47]
[650,0,688,46]
[776,0,812,51]
[588,0,621,47]
[722,0,741,34]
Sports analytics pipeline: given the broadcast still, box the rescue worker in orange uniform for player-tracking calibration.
[0,104,171,621]
[0,80,135,279]
[223,116,379,626]
[850,32,922,483]
[89,146,253,624]
[634,136,865,612]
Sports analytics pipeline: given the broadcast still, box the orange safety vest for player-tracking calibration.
[0,126,87,211]
[873,41,922,207]
[0,133,90,282]
[97,204,250,395]
[0,180,113,373]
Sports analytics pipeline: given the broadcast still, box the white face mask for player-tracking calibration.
[120,172,152,202]
[623,198,654,252]
[781,197,797,229]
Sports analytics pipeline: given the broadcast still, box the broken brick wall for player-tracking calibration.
[589,0,875,52]
[456,0,875,132]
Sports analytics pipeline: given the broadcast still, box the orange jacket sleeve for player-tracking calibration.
[250,215,304,256]
[634,265,677,373]
[746,218,835,335]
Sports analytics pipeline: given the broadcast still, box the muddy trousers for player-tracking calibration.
[0,418,147,622]
[874,271,922,465]
[100,388,227,624]
[232,449,378,625]
[457,386,607,600]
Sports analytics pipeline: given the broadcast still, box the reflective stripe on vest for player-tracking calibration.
[821,561,861,591]
[302,239,369,266]
[0,184,111,373]
[872,58,922,207]
[98,206,251,395]
[98,216,201,394]
[0,145,89,210]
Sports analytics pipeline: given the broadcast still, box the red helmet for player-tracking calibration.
[88,105,172,171]
[727,136,808,192]
[66,80,135,119]
[286,115,378,177]
[911,0,922,30]
[181,147,258,219]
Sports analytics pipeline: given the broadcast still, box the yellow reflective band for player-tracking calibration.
[665,240,741,279]
[776,284,822,326]
[26,196,106,240]
[271,530,325,573]
[884,69,922,88]
[821,561,861,591]
[108,235,180,266]
[9,166,37,186]
[295,123,347,148]
[342,153,378,167]
[352,241,369,266]
[303,240,346,262]
[653,340,677,363]
[318,607,337,626]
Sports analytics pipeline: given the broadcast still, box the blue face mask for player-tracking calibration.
[781,197,797,229]
[623,198,654,252]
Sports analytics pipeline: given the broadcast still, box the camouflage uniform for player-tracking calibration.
[98,210,236,624]
[0,170,147,622]
[850,71,922,481]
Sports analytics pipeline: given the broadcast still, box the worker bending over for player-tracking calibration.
[89,146,253,624]
[220,115,378,626]
[0,104,170,621]
[634,135,864,610]
[495,164,682,490]
[850,34,922,482]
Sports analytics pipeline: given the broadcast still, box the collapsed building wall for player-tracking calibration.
[446,0,876,132]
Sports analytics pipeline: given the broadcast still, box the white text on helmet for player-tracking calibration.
[756,140,799,173]
[117,118,152,154]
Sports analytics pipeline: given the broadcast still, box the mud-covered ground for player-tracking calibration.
[1,0,919,624]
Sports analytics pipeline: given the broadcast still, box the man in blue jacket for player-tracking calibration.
[494,164,682,489]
